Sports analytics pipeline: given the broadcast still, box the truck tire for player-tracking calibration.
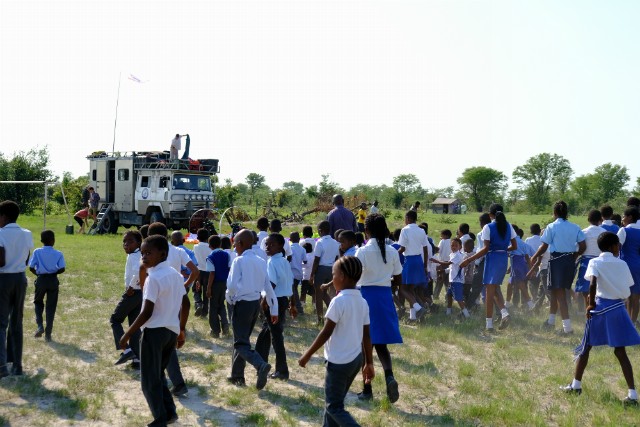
[149,210,164,225]
[100,211,119,234]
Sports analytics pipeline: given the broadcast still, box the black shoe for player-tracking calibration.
[222,325,230,336]
[357,391,373,401]
[115,351,136,365]
[542,321,555,330]
[256,363,271,390]
[167,413,179,424]
[385,376,399,403]
[194,306,203,317]
[130,360,140,370]
[415,307,427,321]
[0,369,9,379]
[624,397,639,407]
[227,376,246,387]
[10,365,23,376]
[170,383,188,397]
[498,315,510,330]
[45,334,52,342]
[269,371,289,381]
[34,327,44,338]
[209,330,220,339]
[561,384,582,395]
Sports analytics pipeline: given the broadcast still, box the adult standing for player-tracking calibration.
[170,134,186,160]
[81,185,91,208]
[531,201,586,335]
[88,187,100,223]
[410,201,421,212]
[0,200,34,378]
[369,200,379,215]
[327,194,357,237]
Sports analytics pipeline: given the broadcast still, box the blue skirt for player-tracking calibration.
[574,256,595,293]
[548,252,576,290]
[483,251,508,285]
[509,255,528,283]
[575,298,640,354]
[360,286,403,345]
[402,255,427,285]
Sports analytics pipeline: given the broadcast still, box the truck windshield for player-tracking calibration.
[172,174,212,191]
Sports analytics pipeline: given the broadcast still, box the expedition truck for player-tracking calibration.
[87,151,219,234]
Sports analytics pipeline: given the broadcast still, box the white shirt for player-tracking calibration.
[314,235,340,267]
[170,136,182,151]
[324,289,370,364]
[398,223,429,256]
[438,238,451,262]
[225,249,278,316]
[448,251,464,283]
[289,242,305,281]
[251,244,267,261]
[582,225,607,257]
[193,242,212,270]
[124,249,141,290]
[142,260,186,334]
[369,205,379,214]
[479,222,517,242]
[356,239,403,287]
[300,237,316,252]
[0,223,33,273]
[460,234,472,245]
[617,223,640,245]
[260,236,292,257]
[224,248,237,263]
[302,252,314,281]
[167,245,191,273]
[585,252,634,300]
[256,230,269,246]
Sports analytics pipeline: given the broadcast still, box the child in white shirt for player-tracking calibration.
[432,238,470,318]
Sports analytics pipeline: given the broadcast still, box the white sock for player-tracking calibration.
[562,319,572,332]
[486,318,493,329]
[409,307,417,320]
[446,308,452,315]
[548,314,556,325]
[123,348,132,355]
[413,302,422,311]
[527,300,535,309]
[463,308,470,318]
[571,379,582,389]
[501,308,509,319]
[629,389,638,400]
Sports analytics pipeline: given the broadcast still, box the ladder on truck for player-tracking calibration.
[88,204,113,235]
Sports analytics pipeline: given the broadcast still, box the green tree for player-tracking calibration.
[512,153,573,213]
[457,166,508,212]
[592,163,629,203]
[0,147,53,214]
[392,174,421,195]
[282,181,304,194]
[245,173,266,204]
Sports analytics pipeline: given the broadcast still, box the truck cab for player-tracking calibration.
[87,151,219,233]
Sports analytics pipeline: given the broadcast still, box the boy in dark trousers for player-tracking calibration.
[206,235,231,338]
[29,230,66,342]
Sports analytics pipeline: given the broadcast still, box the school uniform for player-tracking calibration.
[256,253,293,377]
[206,249,231,335]
[434,238,452,298]
[575,252,640,358]
[447,251,464,302]
[29,245,65,338]
[618,223,640,295]
[110,249,142,358]
[301,252,314,299]
[193,242,212,315]
[541,219,585,290]
[314,235,340,289]
[178,244,198,285]
[509,236,530,285]
[0,223,33,377]
[463,250,477,306]
[356,239,403,345]
[323,288,370,426]
[256,230,269,246]
[260,236,292,258]
[226,249,278,382]
[139,260,186,426]
[398,223,428,285]
[251,244,268,261]
[575,225,606,293]
[290,242,305,312]
[601,219,620,234]
[479,221,516,285]
[300,237,316,252]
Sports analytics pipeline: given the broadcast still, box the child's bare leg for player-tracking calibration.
[399,284,417,306]
[485,285,495,321]
[506,282,513,305]
[447,294,453,309]
[554,288,570,319]
[573,346,591,381]
[614,347,636,390]
[628,295,640,323]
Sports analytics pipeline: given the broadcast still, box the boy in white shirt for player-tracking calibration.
[432,238,470,319]
[564,232,640,405]
[301,242,315,307]
[119,235,190,426]
[434,229,452,299]
[193,228,212,318]
[289,232,306,314]
[310,221,340,324]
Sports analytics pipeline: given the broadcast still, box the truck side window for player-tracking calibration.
[160,176,170,188]
[92,169,97,180]
[141,176,149,187]
[118,169,130,181]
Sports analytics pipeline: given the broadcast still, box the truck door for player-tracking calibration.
[95,161,107,203]
[115,159,134,211]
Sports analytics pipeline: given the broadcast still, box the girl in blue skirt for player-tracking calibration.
[618,206,640,324]
[565,232,640,405]
[355,213,403,403]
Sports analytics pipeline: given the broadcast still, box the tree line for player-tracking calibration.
[1,148,638,215]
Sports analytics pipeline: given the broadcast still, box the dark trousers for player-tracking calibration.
[140,327,178,426]
[230,300,267,380]
[208,281,229,334]
[434,269,449,299]
[0,273,27,374]
[256,296,289,375]
[466,260,485,311]
[533,269,550,310]
[292,279,303,312]
[166,349,185,387]
[33,274,59,335]
[324,352,363,427]
[110,289,142,357]
[194,270,209,315]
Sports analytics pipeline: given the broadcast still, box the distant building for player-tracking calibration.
[430,198,461,214]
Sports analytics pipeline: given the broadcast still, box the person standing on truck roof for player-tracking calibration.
[170,134,186,160]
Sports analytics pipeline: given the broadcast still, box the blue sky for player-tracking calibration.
[1,1,638,191]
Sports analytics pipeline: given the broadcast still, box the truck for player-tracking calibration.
[87,151,219,234]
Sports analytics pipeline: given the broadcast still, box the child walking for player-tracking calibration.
[565,232,640,405]
[119,235,190,426]
[310,221,340,324]
[29,230,66,342]
[193,228,212,318]
[206,235,231,338]
[397,210,429,321]
[432,238,470,319]
[575,210,606,312]
[299,256,374,426]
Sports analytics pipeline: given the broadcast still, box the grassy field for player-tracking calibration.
[2,211,638,427]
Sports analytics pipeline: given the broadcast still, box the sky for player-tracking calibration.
[1,1,639,191]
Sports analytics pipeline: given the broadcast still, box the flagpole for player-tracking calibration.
[112,71,121,153]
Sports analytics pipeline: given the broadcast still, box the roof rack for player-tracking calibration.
[87,151,219,173]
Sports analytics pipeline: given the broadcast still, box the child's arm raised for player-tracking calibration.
[298,320,336,367]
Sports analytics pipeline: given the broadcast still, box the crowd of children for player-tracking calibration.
[6,196,640,425]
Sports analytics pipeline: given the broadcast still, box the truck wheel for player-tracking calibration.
[149,211,164,224]
[100,211,119,234]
